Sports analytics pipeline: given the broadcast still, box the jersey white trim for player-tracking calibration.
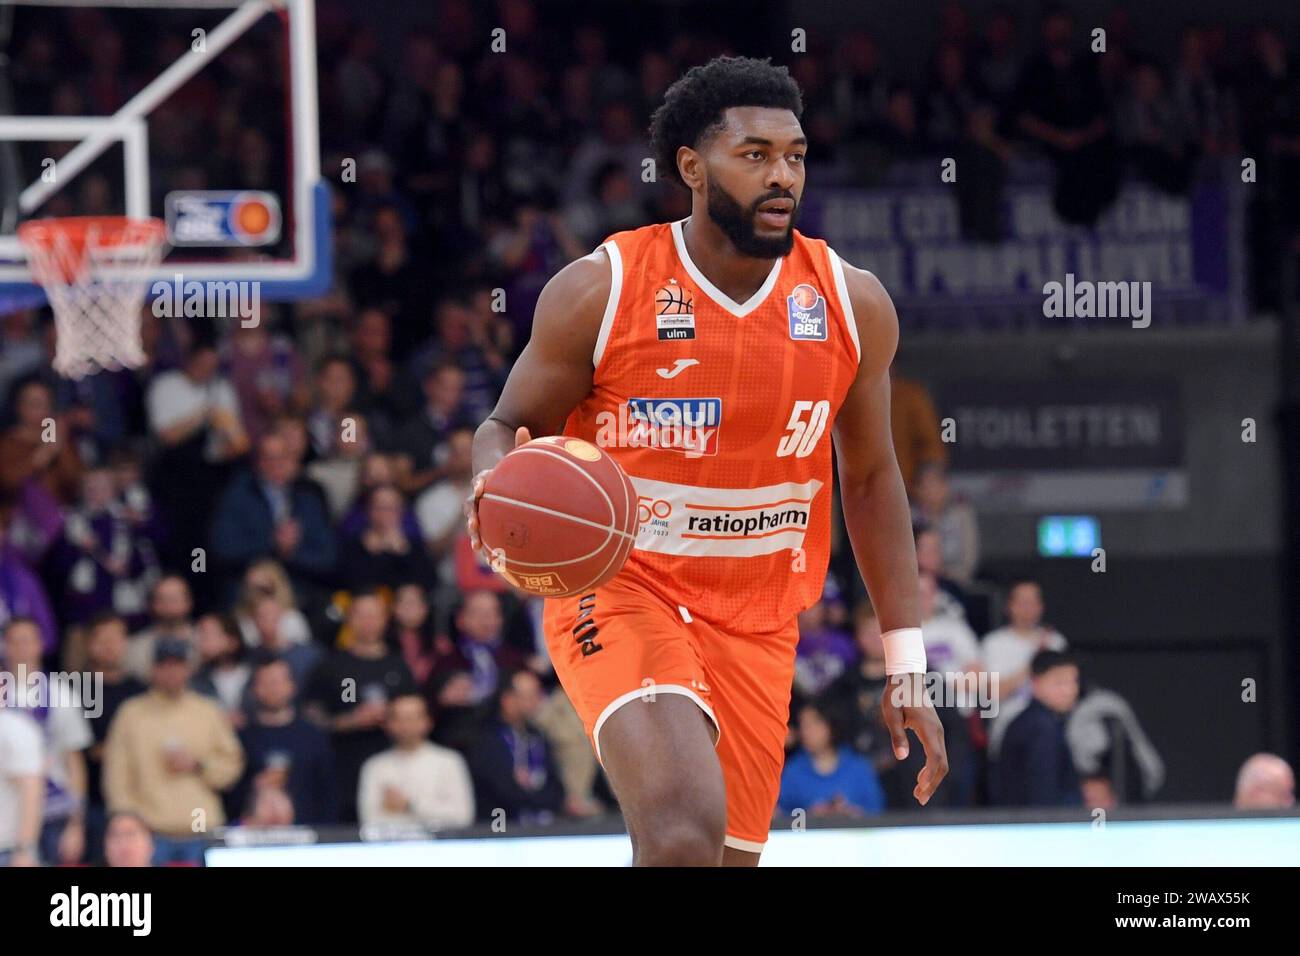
[592,240,624,368]
[723,834,767,854]
[826,247,862,365]
[671,218,783,317]
[591,684,720,766]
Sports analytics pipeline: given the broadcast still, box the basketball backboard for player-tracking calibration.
[0,0,329,312]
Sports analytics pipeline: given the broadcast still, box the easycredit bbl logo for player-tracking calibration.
[594,398,721,457]
[787,283,827,341]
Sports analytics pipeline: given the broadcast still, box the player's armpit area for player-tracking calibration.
[486,247,613,438]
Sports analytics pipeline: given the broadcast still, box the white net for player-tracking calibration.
[17,217,166,379]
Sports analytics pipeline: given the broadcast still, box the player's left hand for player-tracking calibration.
[880,673,949,806]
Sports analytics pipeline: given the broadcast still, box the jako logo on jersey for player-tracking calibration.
[654,280,695,340]
[656,358,699,379]
[623,397,720,456]
[787,283,828,341]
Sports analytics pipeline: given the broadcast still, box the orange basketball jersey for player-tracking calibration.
[560,217,862,634]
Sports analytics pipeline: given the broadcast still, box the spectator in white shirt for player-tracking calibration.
[4,617,91,864]
[145,342,249,464]
[981,581,1067,734]
[358,694,474,830]
[0,706,44,866]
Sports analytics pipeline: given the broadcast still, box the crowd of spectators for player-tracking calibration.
[2,0,1299,864]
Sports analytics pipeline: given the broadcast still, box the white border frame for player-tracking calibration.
[0,0,325,298]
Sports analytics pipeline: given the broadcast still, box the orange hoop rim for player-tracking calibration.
[17,215,166,249]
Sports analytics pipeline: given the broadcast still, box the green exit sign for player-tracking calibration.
[1038,516,1100,557]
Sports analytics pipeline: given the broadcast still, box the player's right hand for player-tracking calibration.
[465,426,532,558]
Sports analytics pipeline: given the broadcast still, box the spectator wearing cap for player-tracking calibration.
[234,656,337,825]
[103,810,154,867]
[103,636,245,865]
[358,694,474,829]
[991,650,1082,808]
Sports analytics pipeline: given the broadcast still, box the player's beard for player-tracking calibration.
[705,172,797,258]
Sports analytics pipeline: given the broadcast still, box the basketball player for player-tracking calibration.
[467,56,946,865]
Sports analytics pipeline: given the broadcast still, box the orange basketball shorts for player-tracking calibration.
[542,573,798,853]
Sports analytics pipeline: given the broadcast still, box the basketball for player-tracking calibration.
[478,436,639,597]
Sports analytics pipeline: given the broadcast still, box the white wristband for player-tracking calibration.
[882,627,927,675]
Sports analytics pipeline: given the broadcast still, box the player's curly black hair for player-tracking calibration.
[648,55,803,189]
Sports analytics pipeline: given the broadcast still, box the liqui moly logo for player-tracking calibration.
[593,398,721,457]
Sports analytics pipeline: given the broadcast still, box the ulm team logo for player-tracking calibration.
[594,397,721,457]
[654,279,695,340]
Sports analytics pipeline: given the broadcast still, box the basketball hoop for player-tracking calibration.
[17,216,166,379]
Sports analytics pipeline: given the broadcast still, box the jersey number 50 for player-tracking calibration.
[776,399,830,458]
